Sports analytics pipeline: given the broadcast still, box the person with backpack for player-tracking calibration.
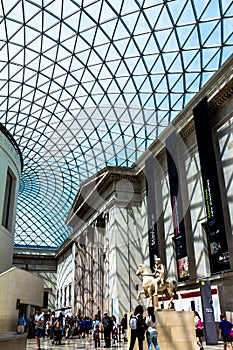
[194,311,204,350]
[145,307,160,350]
[129,304,146,350]
[53,312,63,346]
[219,313,233,350]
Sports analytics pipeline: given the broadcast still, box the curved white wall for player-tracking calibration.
[0,129,21,274]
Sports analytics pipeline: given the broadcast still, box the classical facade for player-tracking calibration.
[62,55,233,320]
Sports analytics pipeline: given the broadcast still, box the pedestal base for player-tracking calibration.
[0,332,27,350]
[128,310,197,350]
[157,310,197,350]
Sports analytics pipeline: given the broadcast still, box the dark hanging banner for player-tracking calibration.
[166,132,189,281]
[145,155,158,272]
[200,280,218,345]
[193,97,230,274]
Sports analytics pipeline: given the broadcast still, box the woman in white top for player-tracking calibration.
[145,307,160,350]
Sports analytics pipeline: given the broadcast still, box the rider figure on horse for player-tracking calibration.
[154,257,166,287]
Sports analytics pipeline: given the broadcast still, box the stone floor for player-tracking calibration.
[26,336,227,350]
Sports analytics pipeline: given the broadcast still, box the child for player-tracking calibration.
[93,324,101,347]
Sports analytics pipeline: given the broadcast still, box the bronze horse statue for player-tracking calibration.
[136,264,177,308]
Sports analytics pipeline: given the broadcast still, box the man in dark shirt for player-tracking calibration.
[102,311,113,348]
[219,314,233,350]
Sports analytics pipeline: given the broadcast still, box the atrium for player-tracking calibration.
[0,0,233,345]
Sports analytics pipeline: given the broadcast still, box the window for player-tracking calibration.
[60,288,62,306]
[2,169,15,231]
[64,287,67,306]
[69,285,71,306]
[43,291,49,309]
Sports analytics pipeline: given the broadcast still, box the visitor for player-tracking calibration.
[102,311,113,347]
[194,311,204,350]
[83,316,92,340]
[121,313,128,341]
[27,313,35,339]
[145,307,159,350]
[219,313,233,350]
[17,313,26,333]
[129,304,146,350]
[48,311,55,344]
[112,315,118,344]
[92,314,100,337]
[53,312,64,346]
[34,308,44,350]
[93,324,101,347]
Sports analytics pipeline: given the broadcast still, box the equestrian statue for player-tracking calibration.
[136,259,177,309]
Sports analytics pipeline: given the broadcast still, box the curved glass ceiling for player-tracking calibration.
[0,0,232,249]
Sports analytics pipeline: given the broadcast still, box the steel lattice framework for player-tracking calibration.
[0,0,232,249]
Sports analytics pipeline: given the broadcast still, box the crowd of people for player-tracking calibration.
[17,306,233,350]
[19,308,127,349]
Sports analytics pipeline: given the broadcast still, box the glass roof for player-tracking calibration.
[0,0,232,249]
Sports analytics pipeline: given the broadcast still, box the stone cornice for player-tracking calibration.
[209,79,233,112]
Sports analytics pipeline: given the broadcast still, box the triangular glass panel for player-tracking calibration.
[101,18,118,41]
[201,71,214,86]
[182,49,199,69]
[143,94,156,110]
[177,1,196,26]
[134,33,151,52]
[70,57,84,74]
[223,1,233,15]
[95,43,110,61]
[112,38,127,57]
[121,0,140,15]
[100,1,117,22]
[5,19,22,39]
[77,48,92,67]
[64,11,80,33]
[166,0,187,24]
[60,23,76,42]
[75,35,90,53]
[143,5,163,29]
[204,50,220,70]
[200,0,220,21]
[202,47,220,68]
[199,20,220,46]
[183,27,199,49]
[163,52,179,70]
[62,0,79,19]
[155,29,172,50]
[134,13,150,36]
[105,43,121,62]
[124,38,141,58]
[151,56,165,74]
[154,5,172,30]
[143,33,160,55]
[79,11,95,33]
[223,18,233,43]
[186,72,201,91]
[113,21,131,41]
[221,46,233,63]
[43,12,60,34]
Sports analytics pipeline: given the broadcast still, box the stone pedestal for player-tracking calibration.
[128,310,197,350]
[0,332,27,350]
[157,310,197,350]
